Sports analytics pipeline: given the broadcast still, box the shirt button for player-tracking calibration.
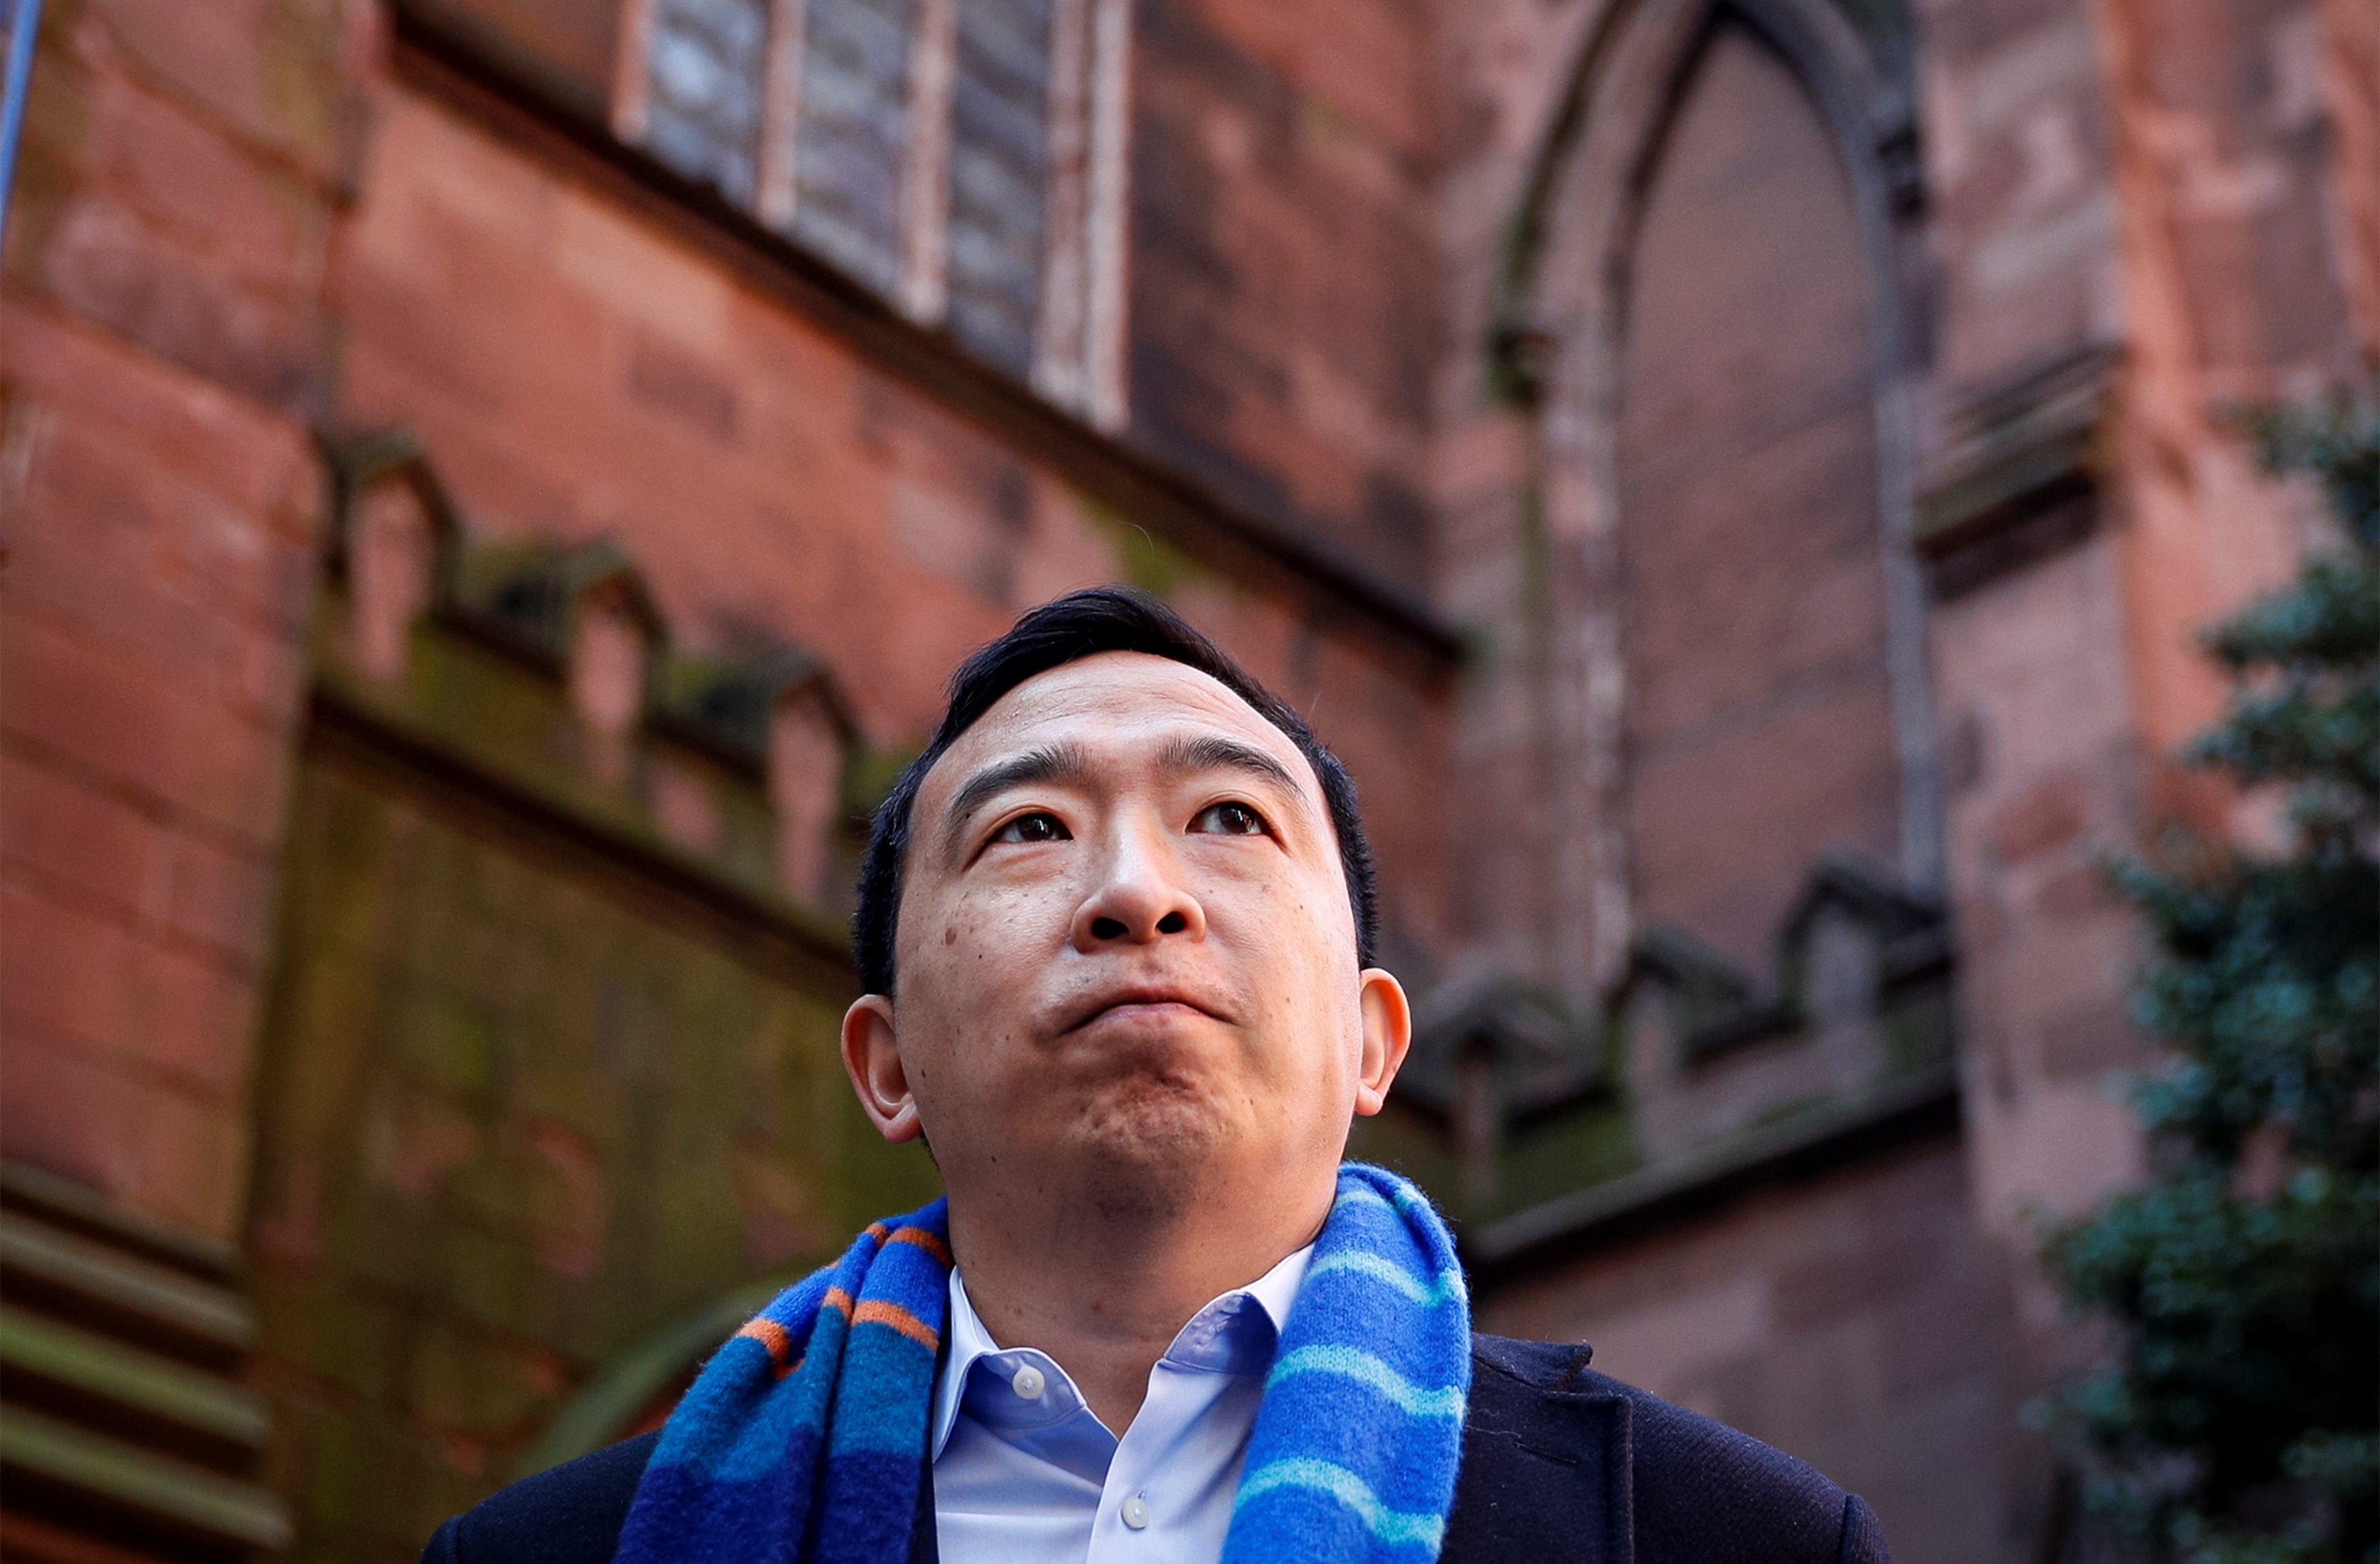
[1121,1495,1151,1531]
[1010,1364,1045,1400]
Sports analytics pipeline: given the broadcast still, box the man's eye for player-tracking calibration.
[991,812,1070,845]
[1190,801,1265,836]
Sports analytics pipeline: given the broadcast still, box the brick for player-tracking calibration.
[1985,770,2089,863]
[337,277,521,437]
[40,190,327,411]
[2040,996,2151,1078]
[2,609,201,808]
[0,881,135,1049]
[0,1056,244,1262]
[0,299,317,519]
[1,609,296,846]
[1953,891,2012,955]
[2036,860,2115,921]
[361,92,562,265]
[126,938,258,1094]
[81,62,328,294]
[10,415,256,661]
[84,0,347,179]
[0,749,165,921]
[625,333,741,445]
[161,828,281,964]
[16,3,2353,1561]
[1632,673,1903,971]
[0,1036,144,1197]
[126,1079,250,1239]
[1127,0,1438,585]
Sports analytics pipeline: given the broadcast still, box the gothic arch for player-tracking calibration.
[1493,0,1939,985]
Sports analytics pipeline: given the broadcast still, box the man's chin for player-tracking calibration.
[1063,1082,1231,1216]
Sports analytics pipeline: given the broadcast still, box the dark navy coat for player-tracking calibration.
[422,1335,1892,1563]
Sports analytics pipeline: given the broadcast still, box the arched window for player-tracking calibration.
[613,0,1132,422]
[403,0,1129,422]
[1614,19,1905,970]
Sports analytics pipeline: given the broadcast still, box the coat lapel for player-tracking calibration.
[1440,1338,1633,1564]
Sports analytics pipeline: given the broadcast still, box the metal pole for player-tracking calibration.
[0,0,46,258]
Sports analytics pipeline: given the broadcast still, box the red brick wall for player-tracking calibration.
[1480,1138,2021,1564]
[0,0,354,1238]
[1125,0,1442,589]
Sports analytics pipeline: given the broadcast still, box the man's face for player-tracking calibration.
[840,652,1407,1218]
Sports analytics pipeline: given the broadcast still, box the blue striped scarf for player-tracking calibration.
[612,1163,1470,1564]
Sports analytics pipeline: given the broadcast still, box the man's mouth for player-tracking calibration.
[1060,985,1223,1034]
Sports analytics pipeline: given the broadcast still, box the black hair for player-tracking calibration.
[853,587,1378,996]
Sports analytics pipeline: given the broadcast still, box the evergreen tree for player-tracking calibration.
[2041,391,2380,1563]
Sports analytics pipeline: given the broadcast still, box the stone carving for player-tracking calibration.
[1370,853,1954,1238]
[1618,854,1950,1163]
[321,433,856,911]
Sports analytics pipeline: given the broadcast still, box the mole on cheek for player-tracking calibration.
[944,925,958,946]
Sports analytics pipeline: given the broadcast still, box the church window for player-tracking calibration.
[409,0,1127,422]
[592,0,1131,422]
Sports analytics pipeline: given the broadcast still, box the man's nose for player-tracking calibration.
[1070,820,1206,951]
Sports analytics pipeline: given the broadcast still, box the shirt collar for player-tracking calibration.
[931,1243,1313,1458]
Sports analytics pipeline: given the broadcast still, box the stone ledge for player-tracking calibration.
[1914,343,2118,600]
[1461,1061,1962,1274]
[0,1165,291,1558]
[306,682,859,981]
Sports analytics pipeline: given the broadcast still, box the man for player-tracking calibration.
[424,588,1891,1563]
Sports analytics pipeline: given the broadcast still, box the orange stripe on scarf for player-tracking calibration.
[852,1299,940,1352]
[888,1225,953,1265]
[735,1316,794,1371]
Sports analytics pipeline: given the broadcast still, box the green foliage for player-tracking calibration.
[2041,391,2380,1564]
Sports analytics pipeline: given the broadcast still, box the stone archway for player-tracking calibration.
[1489,0,1939,986]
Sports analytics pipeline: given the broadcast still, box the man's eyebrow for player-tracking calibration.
[1157,734,1303,798]
[942,743,1093,840]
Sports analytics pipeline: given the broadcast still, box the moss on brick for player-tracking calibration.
[247,609,938,1561]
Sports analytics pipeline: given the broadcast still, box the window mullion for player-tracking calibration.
[896,0,957,323]
[1031,0,1092,409]
[755,0,809,228]
[1081,0,1132,429]
[611,0,658,141]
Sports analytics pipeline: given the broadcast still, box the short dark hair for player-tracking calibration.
[853,587,1378,996]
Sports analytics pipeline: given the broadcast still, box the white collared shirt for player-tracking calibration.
[928,1246,1312,1564]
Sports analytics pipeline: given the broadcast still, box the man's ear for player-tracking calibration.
[840,994,924,1143]
[1353,968,1412,1117]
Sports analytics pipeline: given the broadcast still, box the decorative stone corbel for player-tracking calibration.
[1613,928,1769,1160]
[1913,342,2118,598]
[324,430,460,684]
[1397,976,1605,1204]
[1779,854,1948,1091]
[653,645,857,904]
[456,538,665,782]
[768,670,855,905]
[564,554,664,785]
[568,579,662,738]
